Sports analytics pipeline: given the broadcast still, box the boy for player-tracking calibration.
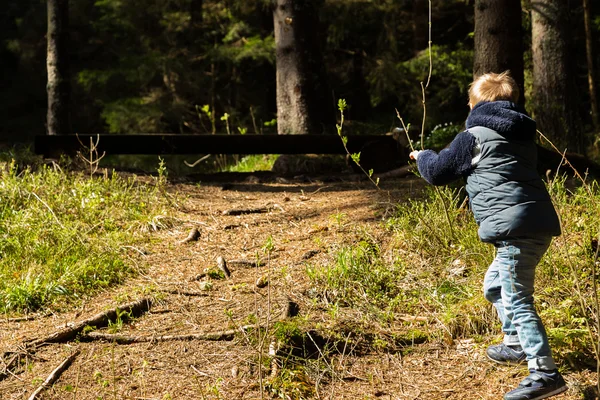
[410,71,567,400]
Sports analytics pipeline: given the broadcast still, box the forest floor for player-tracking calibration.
[0,173,597,400]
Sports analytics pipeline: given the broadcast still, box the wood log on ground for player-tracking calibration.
[27,349,80,400]
[25,298,153,347]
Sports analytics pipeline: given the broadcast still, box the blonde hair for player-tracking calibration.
[468,71,519,107]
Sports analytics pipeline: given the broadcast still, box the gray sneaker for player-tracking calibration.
[504,369,567,400]
[487,343,526,365]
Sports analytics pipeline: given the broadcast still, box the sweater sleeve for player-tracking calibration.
[416,131,476,186]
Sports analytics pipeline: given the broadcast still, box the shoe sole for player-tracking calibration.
[487,353,526,366]
[506,385,568,400]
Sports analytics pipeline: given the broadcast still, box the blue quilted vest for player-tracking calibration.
[465,126,561,242]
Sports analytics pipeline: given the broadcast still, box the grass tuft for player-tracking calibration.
[307,177,600,368]
[0,154,172,313]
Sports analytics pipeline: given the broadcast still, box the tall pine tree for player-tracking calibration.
[46,0,70,135]
[531,0,583,153]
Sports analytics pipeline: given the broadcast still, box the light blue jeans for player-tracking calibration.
[483,236,557,370]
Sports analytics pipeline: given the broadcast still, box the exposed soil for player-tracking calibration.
[0,174,597,400]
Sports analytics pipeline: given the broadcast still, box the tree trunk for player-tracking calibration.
[531,0,583,153]
[46,0,70,135]
[583,0,599,132]
[273,0,334,135]
[190,0,203,29]
[473,0,524,104]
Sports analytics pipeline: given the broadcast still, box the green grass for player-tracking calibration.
[0,155,172,313]
[225,154,278,172]
[306,177,600,368]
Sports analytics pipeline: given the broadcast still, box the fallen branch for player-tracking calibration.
[27,349,80,400]
[0,351,28,381]
[82,325,255,344]
[177,227,201,244]
[25,298,153,347]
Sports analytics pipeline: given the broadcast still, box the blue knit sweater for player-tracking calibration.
[417,101,536,185]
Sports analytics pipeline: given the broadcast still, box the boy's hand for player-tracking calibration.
[409,150,422,160]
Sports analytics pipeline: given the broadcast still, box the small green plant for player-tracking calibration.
[197,104,216,134]
[220,112,231,135]
[156,156,168,187]
[423,122,463,149]
[329,211,347,229]
[226,154,278,172]
[107,308,131,333]
[336,99,380,188]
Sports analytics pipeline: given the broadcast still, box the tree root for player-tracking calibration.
[217,256,231,279]
[177,227,201,244]
[222,206,270,216]
[228,259,263,268]
[25,297,154,347]
[82,325,256,344]
[160,288,209,297]
[27,349,80,400]
[222,204,283,216]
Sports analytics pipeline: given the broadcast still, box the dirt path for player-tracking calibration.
[0,176,596,399]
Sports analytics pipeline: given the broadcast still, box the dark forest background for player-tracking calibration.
[1,0,599,159]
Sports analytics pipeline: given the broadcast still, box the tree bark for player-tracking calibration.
[531,0,583,153]
[190,0,203,28]
[473,0,524,104]
[583,0,599,132]
[46,0,70,135]
[273,0,334,135]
